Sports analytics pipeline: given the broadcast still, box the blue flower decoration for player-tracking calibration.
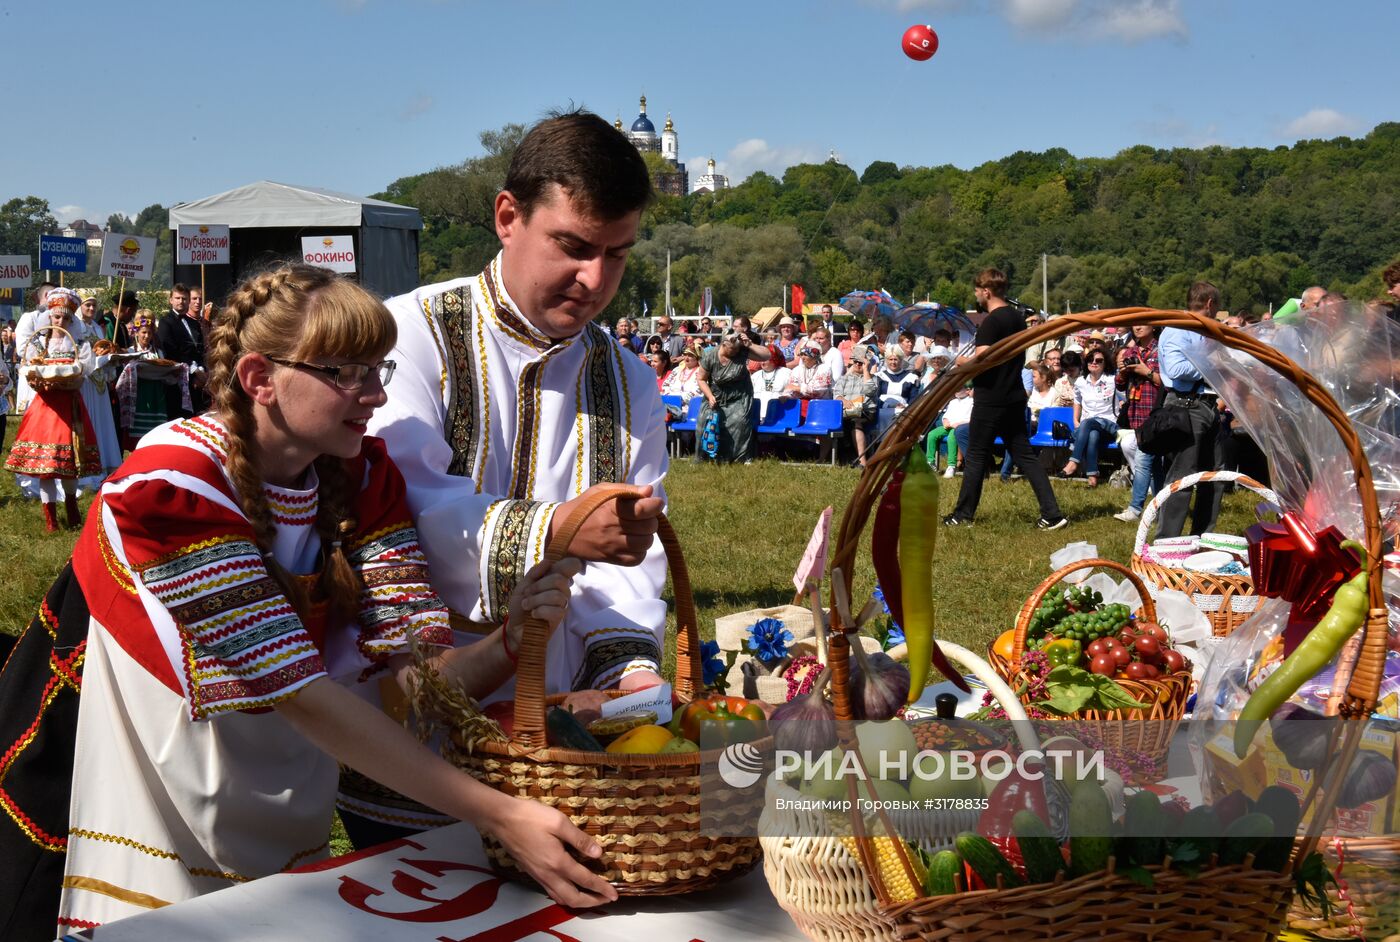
[872,585,891,615]
[700,639,726,687]
[883,623,906,650]
[746,617,794,663]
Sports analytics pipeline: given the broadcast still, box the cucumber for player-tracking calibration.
[955,831,1023,889]
[924,849,963,895]
[1069,781,1114,877]
[1166,805,1221,865]
[546,707,605,751]
[1123,791,1167,867]
[1220,812,1274,867]
[1253,786,1302,872]
[1012,810,1067,884]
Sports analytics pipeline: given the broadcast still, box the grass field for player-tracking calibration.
[0,421,1257,857]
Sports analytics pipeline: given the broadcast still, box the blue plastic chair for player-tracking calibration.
[789,399,845,464]
[668,397,702,457]
[1028,406,1075,448]
[756,397,802,436]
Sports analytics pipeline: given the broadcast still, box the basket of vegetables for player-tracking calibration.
[989,557,1192,776]
[444,484,771,896]
[819,307,1391,941]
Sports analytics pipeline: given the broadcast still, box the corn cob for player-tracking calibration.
[839,835,927,903]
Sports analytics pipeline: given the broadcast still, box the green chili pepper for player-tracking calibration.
[1234,540,1371,759]
[899,449,969,700]
[872,470,906,630]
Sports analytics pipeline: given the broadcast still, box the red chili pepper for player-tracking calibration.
[872,470,906,629]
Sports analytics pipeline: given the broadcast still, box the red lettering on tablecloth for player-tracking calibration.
[338,855,500,922]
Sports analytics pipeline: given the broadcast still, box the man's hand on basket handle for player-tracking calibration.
[550,484,662,567]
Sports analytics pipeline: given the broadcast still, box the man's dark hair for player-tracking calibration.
[171,282,190,295]
[505,109,654,220]
[1382,260,1400,289]
[974,267,1010,298]
[1186,280,1220,312]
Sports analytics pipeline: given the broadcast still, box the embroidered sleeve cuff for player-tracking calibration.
[350,523,454,656]
[476,498,558,623]
[572,628,664,691]
[135,535,327,720]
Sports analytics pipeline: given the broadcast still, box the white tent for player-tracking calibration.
[168,181,422,299]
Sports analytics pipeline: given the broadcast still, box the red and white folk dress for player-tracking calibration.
[56,416,451,932]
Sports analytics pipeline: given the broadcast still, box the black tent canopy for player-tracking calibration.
[168,181,422,301]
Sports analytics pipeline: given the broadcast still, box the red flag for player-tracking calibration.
[791,283,805,316]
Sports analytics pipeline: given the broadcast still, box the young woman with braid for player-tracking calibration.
[0,264,614,941]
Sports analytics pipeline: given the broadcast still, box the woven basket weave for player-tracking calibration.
[987,557,1191,773]
[447,484,766,896]
[823,307,1393,942]
[24,325,85,392]
[1130,470,1281,637]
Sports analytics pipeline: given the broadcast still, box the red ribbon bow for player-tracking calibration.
[1245,512,1363,654]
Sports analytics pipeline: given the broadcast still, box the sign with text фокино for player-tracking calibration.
[301,234,356,273]
[99,232,157,280]
[176,224,230,265]
[39,234,88,273]
[0,255,34,290]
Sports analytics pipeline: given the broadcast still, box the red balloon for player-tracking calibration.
[902,24,939,61]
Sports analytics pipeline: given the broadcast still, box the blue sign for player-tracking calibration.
[39,234,88,273]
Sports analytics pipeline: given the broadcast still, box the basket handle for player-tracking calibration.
[1009,558,1159,661]
[509,484,701,750]
[25,324,77,357]
[1132,470,1280,554]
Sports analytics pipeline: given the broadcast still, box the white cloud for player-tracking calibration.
[1283,108,1362,139]
[54,204,85,223]
[691,139,827,185]
[399,94,434,121]
[996,0,1186,43]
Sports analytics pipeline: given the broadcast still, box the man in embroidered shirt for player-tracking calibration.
[368,109,667,700]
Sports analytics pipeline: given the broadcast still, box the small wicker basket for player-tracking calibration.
[823,307,1392,942]
[1130,469,1280,637]
[1287,836,1400,940]
[988,557,1191,774]
[446,484,767,896]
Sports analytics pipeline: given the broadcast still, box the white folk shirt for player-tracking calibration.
[367,253,668,695]
[1073,372,1119,423]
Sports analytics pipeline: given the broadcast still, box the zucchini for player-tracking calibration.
[1123,791,1167,867]
[546,707,605,751]
[1220,812,1274,867]
[1253,786,1302,872]
[924,849,963,895]
[955,831,1023,889]
[1069,781,1114,877]
[1012,810,1067,884]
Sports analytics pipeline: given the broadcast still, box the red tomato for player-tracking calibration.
[1161,649,1186,674]
[1087,639,1111,657]
[1133,635,1162,661]
[1125,661,1154,680]
[1111,645,1132,667]
[1090,654,1116,676]
[1139,621,1170,643]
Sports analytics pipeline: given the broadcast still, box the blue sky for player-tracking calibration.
[3,0,1394,226]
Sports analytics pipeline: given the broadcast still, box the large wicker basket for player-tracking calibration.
[446,484,766,896]
[23,325,85,392]
[988,556,1191,774]
[822,307,1392,942]
[1130,469,1281,637]
[1287,836,1400,940]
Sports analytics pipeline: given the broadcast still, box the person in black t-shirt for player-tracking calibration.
[943,268,1066,530]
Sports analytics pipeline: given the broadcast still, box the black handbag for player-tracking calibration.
[1136,402,1194,455]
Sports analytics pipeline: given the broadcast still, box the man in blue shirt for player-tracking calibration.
[1156,281,1224,537]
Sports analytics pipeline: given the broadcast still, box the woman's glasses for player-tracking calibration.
[267,356,396,390]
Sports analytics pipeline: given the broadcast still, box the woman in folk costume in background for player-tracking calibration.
[72,296,124,484]
[0,264,614,941]
[113,310,185,449]
[3,287,101,531]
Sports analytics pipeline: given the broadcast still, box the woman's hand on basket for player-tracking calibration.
[482,794,619,908]
[551,484,662,567]
[504,558,584,652]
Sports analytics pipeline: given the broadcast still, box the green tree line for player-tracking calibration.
[5,124,1398,317]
